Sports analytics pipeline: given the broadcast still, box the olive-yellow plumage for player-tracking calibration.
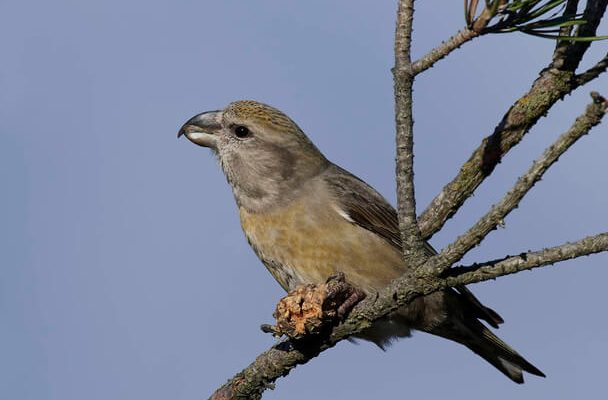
[239,182,404,293]
[178,100,545,383]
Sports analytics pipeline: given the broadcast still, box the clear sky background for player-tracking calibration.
[2,1,607,399]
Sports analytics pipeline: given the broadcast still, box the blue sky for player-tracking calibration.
[1,1,607,399]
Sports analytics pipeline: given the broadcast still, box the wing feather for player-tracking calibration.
[321,164,503,328]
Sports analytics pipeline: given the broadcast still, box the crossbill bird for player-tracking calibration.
[178,100,545,383]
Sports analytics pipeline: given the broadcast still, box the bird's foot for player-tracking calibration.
[261,272,366,340]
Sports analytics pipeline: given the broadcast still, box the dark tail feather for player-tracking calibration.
[455,285,504,328]
[463,321,545,384]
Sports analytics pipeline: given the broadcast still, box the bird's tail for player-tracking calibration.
[435,317,546,384]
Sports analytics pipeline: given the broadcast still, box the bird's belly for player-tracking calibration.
[239,201,404,292]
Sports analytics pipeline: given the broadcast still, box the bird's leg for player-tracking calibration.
[261,272,366,340]
[325,272,367,319]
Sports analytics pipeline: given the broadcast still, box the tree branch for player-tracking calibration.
[411,28,479,75]
[551,0,580,63]
[394,0,427,263]
[410,1,502,76]
[552,0,608,71]
[210,229,608,399]
[445,232,608,286]
[575,52,608,86]
[420,92,607,275]
[418,1,608,240]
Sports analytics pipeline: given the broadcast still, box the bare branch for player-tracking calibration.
[210,229,608,399]
[411,28,479,75]
[470,0,505,32]
[411,1,504,75]
[418,1,608,240]
[210,342,325,400]
[552,0,608,71]
[419,15,608,240]
[417,70,569,239]
[445,232,608,286]
[551,0,580,62]
[394,0,427,263]
[575,52,608,86]
[420,92,607,274]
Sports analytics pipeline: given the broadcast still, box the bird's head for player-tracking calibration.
[179,100,329,211]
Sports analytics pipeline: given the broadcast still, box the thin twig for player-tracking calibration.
[445,232,608,286]
[411,28,479,75]
[420,92,607,275]
[411,1,501,75]
[418,1,608,240]
[417,74,576,239]
[551,0,580,63]
[552,0,608,71]
[417,68,570,239]
[394,0,427,263]
[576,52,608,86]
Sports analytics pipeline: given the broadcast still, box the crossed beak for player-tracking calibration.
[177,110,222,148]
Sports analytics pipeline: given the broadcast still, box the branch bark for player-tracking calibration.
[552,0,608,71]
[445,232,608,286]
[411,28,479,75]
[394,0,427,263]
[420,92,608,275]
[418,0,608,240]
[210,229,608,399]
[411,1,504,75]
[576,52,608,86]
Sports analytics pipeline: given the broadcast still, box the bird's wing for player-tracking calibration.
[322,163,503,328]
[322,164,406,252]
[322,164,434,255]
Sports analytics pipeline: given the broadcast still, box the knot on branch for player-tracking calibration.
[265,273,366,340]
[590,91,607,108]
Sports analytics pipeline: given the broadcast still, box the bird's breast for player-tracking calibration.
[238,197,404,292]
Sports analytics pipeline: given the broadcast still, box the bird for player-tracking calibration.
[178,100,545,383]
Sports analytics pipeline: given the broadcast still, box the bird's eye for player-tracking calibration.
[234,125,250,138]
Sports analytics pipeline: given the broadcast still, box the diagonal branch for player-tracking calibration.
[418,0,608,240]
[394,0,427,263]
[575,52,608,86]
[420,92,607,275]
[410,1,502,75]
[552,0,608,71]
[411,28,479,75]
[551,0,580,63]
[209,229,608,399]
[444,232,608,286]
